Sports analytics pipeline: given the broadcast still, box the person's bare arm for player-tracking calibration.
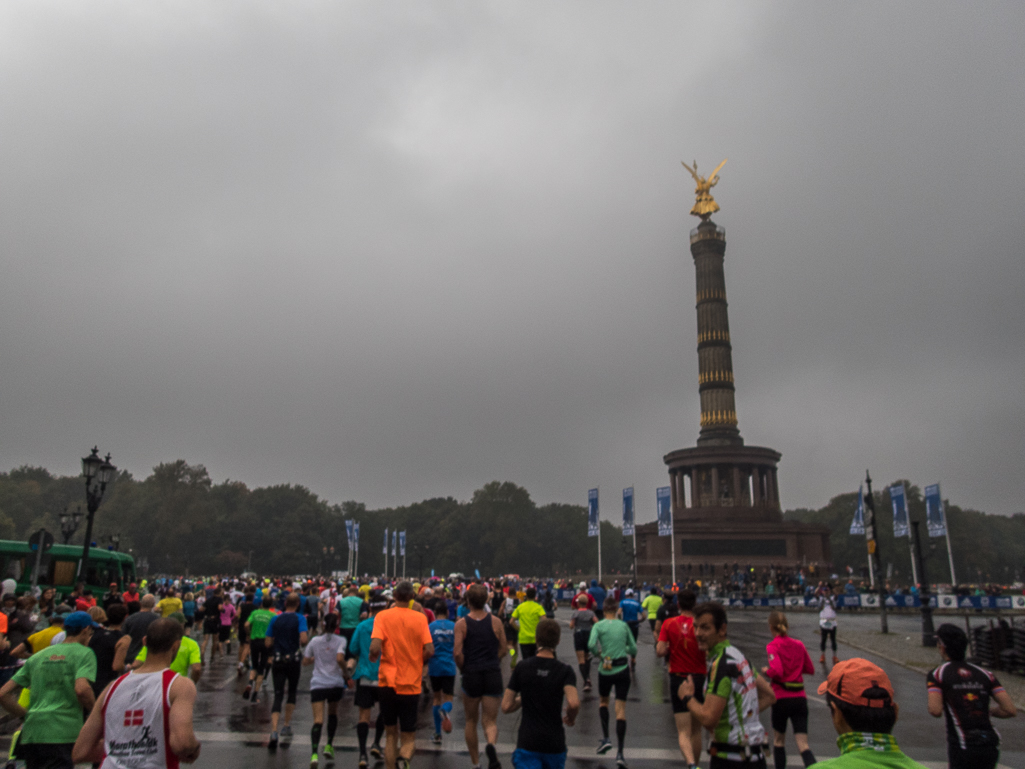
[10,643,30,660]
[369,638,382,663]
[265,634,274,648]
[302,654,315,667]
[422,642,434,662]
[168,676,201,763]
[678,675,726,729]
[492,615,508,659]
[75,677,96,712]
[755,674,776,712]
[453,619,466,669]
[189,664,201,683]
[564,684,580,726]
[991,689,1017,718]
[73,681,113,764]
[501,688,520,714]
[0,680,25,718]
[656,640,670,658]
[928,690,944,717]
[113,635,130,672]
[300,631,308,646]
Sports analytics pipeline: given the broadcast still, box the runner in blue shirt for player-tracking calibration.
[618,589,642,669]
[428,601,457,744]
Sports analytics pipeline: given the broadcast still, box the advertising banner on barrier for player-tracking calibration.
[890,483,910,538]
[656,486,672,536]
[588,488,600,537]
[622,487,634,536]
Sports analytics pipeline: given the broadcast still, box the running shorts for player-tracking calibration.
[770,697,809,735]
[311,686,346,703]
[669,673,706,713]
[354,682,379,709]
[512,748,567,769]
[430,675,455,695]
[203,617,219,635]
[461,669,503,699]
[218,625,232,642]
[504,623,518,643]
[340,627,356,657]
[250,643,270,675]
[573,630,590,652]
[626,621,640,641]
[519,643,537,659]
[597,669,631,699]
[648,618,656,632]
[238,625,250,645]
[379,686,418,732]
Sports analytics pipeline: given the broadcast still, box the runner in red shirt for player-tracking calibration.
[573,582,596,611]
[656,590,705,769]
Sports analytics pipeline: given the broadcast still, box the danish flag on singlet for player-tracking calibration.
[123,709,144,726]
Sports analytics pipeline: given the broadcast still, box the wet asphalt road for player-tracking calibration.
[86,609,1025,768]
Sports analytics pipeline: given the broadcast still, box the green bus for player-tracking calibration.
[0,540,136,598]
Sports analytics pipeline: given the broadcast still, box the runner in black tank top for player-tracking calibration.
[455,585,508,769]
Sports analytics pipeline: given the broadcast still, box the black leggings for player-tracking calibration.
[820,627,837,652]
[272,661,301,713]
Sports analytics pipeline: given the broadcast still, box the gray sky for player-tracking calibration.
[2,2,1023,522]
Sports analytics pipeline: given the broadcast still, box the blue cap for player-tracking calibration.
[63,611,102,632]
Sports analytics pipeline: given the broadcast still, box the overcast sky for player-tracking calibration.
[2,2,1023,522]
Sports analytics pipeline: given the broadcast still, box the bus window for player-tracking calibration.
[52,559,76,587]
[4,558,24,582]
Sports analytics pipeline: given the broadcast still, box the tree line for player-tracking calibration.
[0,463,631,578]
[785,481,1025,585]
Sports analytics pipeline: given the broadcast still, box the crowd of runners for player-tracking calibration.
[0,574,1016,769]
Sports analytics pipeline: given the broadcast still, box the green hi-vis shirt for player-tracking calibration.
[511,600,547,644]
[587,619,637,676]
[248,608,277,640]
[641,594,662,619]
[135,635,202,677]
[12,642,97,744]
[810,732,930,768]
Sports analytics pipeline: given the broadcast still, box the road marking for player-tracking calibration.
[191,732,1014,768]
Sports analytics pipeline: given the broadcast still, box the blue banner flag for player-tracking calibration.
[890,483,910,538]
[345,519,354,549]
[383,527,389,554]
[474,568,481,579]
[622,487,635,536]
[399,531,406,557]
[656,486,672,537]
[391,530,397,557]
[925,484,946,537]
[587,488,600,537]
[850,486,865,535]
[353,521,360,552]
[431,569,435,578]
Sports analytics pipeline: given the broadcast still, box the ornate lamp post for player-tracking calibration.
[78,447,117,580]
[59,506,84,544]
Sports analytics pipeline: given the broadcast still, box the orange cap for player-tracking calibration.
[817,659,895,708]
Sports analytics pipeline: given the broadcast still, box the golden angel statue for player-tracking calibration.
[680,158,727,220]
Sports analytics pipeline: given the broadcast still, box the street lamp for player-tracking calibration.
[59,506,84,544]
[107,533,121,552]
[78,447,117,580]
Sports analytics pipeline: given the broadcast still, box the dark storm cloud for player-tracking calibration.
[1,2,1023,521]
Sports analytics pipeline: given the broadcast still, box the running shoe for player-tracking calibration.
[441,709,452,733]
[323,745,334,761]
[242,684,252,699]
[281,725,293,738]
[615,751,627,768]
[432,733,442,745]
[370,744,383,759]
[268,731,278,750]
[597,739,613,755]
[310,753,319,768]
[358,752,368,769]
[583,680,591,693]
[397,759,409,769]
[833,655,840,665]
[485,743,501,769]
[819,654,826,663]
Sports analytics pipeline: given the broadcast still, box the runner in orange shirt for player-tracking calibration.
[370,582,435,769]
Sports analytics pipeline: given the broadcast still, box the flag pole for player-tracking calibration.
[941,493,957,585]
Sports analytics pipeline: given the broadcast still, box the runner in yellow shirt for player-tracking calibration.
[156,587,184,618]
[510,587,547,659]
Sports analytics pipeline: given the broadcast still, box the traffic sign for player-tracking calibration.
[29,529,54,553]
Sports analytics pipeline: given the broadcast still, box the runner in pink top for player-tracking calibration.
[762,611,816,769]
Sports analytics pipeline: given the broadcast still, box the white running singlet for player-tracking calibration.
[101,669,180,769]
